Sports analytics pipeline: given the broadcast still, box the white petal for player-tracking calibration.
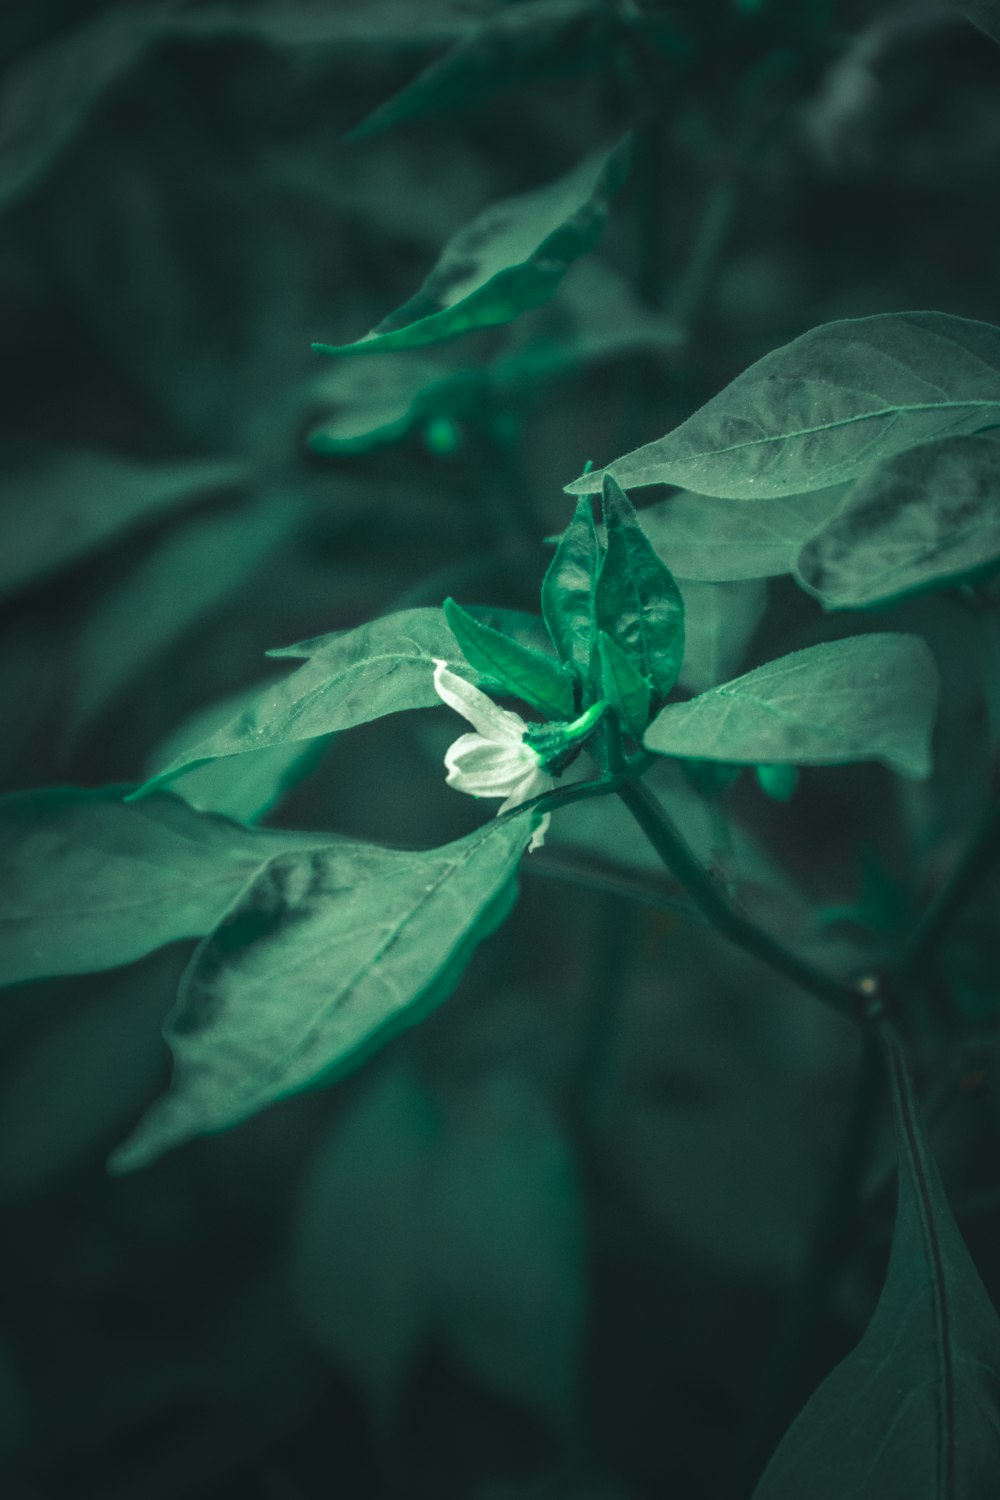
[433,659,526,744]
[527,812,551,852]
[496,762,553,813]
[444,734,537,797]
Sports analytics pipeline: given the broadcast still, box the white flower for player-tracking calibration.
[432,659,553,851]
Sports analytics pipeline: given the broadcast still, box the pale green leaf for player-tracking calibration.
[565,313,1000,500]
[0,787,323,986]
[678,578,768,695]
[642,486,849,581]
[646,634,939,778]
[795,435,1000,609]
[313,138,630,354]
[108,812,532,1171]
[752,1024,1000,1499]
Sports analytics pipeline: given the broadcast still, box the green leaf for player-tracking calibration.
[565,313,1000,500]
[108,812,532,1172]
[594,476,686,700]
[640,485,848,582]
[795,435,1000,609]
[131,608,469,797]
[443,597,577,718]
[0,445,244,600]
[597,630,650,738]
[541,496,601,681]
[947,0,1000,46]
[645,634,939,778]
[677,578,768,695]
[347,0,615,139]
[307,353,465,454]
[70,496,293,735]
[313,138,630,354]
[752,1024,1000,1500]
[0,787,322,986]
[428,1070,586,1431]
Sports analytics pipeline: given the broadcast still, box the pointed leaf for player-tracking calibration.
[597,630,650,738]
[313,138,630,354]
[565,313,1000,500]
[752,1023,1000,1499]
[641,485,848,581]
[594,476,685,699]
[131,608,470,797]
[444,597,577,718]
[0,788,322,986]
[645,634,939,778]
[795,435,1000,609]
[542,496,601,680]
[108,813,532,1172]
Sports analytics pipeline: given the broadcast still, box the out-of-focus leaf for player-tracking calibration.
[0,788,322,986]
[131,608,471,797]
[795,435,1000,609]
[108,811,532,1172]
[146,682,326,824]
[677,578,768,695]
[307,353,463,454]
[0,445,244,600]
[444,596,577,717]
[646,634,939,778]
[594,477,685,700]
[565,313,1000,500]
[947,0,1000,46]
[428,1070,585,1431]
[314,138,630,354]
[70,496,295,734]
[169,0,496,50]
[348,0,615,138]
[641,485,848,582]
[291,1061,437,1424]
[752,1023,1000,1499]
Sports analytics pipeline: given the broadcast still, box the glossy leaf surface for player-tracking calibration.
[645,633,939,778]
[108,812,532,1171]
[565,313,1000,499]
[594,476,685,700]
[541,496,601,681]
[444,597,577,718]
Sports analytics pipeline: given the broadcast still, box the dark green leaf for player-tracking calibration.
[169,0,490,50]
[348,0,614,139]
[0,788,321,986]
[752,1023,1000,1499]
[947,1,1000,46]
[108,811,532,1172]
[0,445,244,600]
[795,435,1000,609]
[313,138,630,354]
[597,630,650,738]
[677,579,768,695]
[541,496,601,680]
[132,608,470,797]
[645,633,939,778]
[594,476,685,699]
[641,485,848,582]
[444,597,577,718]
[565,313,1000,500]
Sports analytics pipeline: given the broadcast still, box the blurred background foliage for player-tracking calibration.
[2,1,1000,1496]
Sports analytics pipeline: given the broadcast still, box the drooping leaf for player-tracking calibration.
[108,811,532,1172]
[428,1070,586,1431]
[347,0,615,139]
[313,138,630,354]
[0,445,244,600]
[678,578,768,695]
[597,630,650,738]
[752,1022,1000,1500]
[645,634,939,778]
[565,313,1000,500]
[443,597,577,718]
[70,496,293,735]
[541,495,601,681]
[795,435,1000,609]
[0,787,323,986]
[594,476,685,700]
[640,485,849,582]
[131,608,470,797]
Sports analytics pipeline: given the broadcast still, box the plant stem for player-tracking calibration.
[616,777,860,1019]
[524,847,704,923]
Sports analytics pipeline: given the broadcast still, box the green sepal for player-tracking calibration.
[444,597,577,719]
[541,496,602,688]
[594,475,685,700]
[522,700,609,775]
[597,630,651,738]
